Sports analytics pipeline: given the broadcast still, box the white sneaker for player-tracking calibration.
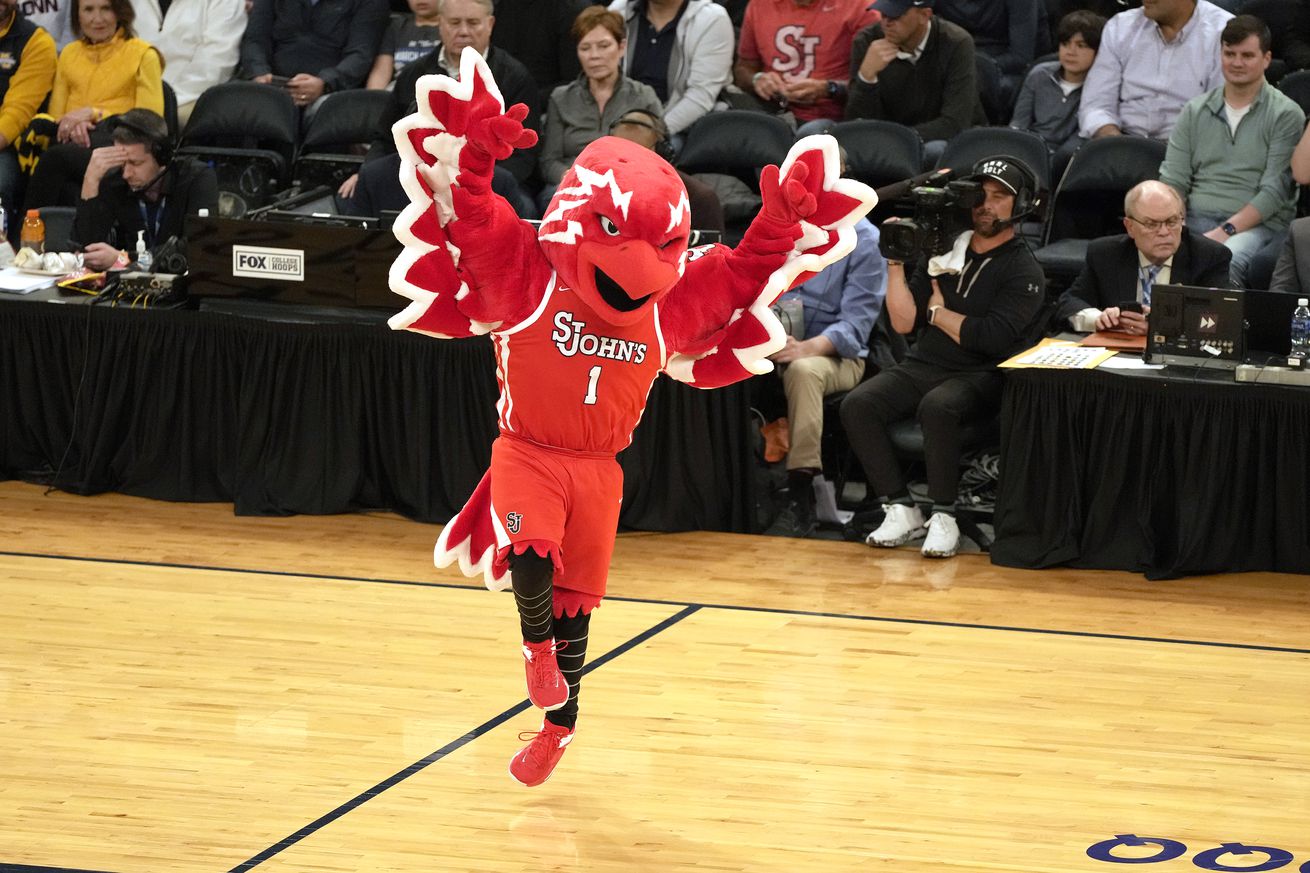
[867,504,926,547]
[921,512,961,558]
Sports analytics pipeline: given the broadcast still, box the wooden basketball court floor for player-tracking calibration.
[2,480,1308,873]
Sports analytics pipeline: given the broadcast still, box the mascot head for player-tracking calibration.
[538,136,691,325]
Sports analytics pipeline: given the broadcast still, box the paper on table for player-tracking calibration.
[0,266,54,293]
[999,338,1118,369]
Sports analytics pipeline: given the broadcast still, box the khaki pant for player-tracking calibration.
[781,356,865,471]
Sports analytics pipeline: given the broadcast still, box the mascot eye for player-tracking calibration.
[599,215,620,237]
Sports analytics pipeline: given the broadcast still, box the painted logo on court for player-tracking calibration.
[1086,834,1307,870]
[505,512,522,534]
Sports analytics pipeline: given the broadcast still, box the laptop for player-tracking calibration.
[1242,287,1301,363]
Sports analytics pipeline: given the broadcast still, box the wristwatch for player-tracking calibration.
[928,305,941,325]
[1221,221,1238,236]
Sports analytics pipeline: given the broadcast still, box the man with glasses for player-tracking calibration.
[1056,180,1231,333]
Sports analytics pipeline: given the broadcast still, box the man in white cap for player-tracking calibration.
[840,155,1046,558]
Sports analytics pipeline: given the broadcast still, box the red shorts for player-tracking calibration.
[489,433,624,611]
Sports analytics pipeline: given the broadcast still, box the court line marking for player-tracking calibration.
[3,550,1308,656]
[227,605,701,872]
[0,865,120,873]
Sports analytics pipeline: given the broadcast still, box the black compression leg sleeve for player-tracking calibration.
[545,608,590,731]
[508,550,554,643]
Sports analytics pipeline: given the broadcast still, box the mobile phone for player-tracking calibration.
[267,75,290,88]
[1117,301,1144,314]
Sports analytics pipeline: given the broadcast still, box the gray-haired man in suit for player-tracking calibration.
[1056,180,1232,333]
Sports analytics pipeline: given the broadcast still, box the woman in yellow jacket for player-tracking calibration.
[25,0,163,209]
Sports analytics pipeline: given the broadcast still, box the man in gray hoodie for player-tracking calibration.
[607,0,733,137]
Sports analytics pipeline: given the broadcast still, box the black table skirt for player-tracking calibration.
[1,302,756,533]
[992,368,1310,579]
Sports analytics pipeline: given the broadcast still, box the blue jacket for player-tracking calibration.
[777,219,886,360]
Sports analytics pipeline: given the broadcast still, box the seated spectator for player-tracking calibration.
[135,0,248,126]
[1293,110,1310,187]
[74,108,218,268]
[1010,10,1104,176]
[364,0,440,90]
[933,0,1049,108]
[841,156,1045,559]
[539,7,660,193]
[490,0,589,107]
[1079,0,1233,141]
[1159,15,1303,287]
[1268,217,1310,295]
[23,0,164,210]
[239,0,389,110]
[845,0,984,167]
[732,0,879,126]
[607,0,732,139]
[1240,0,1310,72]
[1056,180,1231,333]
[762,152,885,538]
[0,0,55,226]
[340,0,540,218]
[608,108,724,233]
[21,0,74,49]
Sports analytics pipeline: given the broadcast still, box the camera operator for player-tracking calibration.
[839,156,1045,558]
[74,109,218,271]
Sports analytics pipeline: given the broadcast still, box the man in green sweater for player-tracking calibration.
[1159,14,1304,287]
[844,0,985,167]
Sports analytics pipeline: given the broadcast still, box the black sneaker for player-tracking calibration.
[764,500,817,538]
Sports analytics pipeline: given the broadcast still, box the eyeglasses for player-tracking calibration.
[1126,214,1184,233]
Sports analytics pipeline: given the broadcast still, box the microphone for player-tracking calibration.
[874,167,952,203]
[129,163,170,195]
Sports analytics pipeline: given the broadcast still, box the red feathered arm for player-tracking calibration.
[388,48,550,338]
[660,136,877,389]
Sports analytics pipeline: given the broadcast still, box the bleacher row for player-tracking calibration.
[161,38,1310,296]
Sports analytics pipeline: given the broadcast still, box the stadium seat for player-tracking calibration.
[1033,135,1167,282]
[177,82,299,217]
[294,89,392,191]
[676,110,793,192]
[828,118,923,197]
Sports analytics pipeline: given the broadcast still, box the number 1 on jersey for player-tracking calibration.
[583,365,601,405]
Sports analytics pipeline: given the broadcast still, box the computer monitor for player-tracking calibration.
[1145,284,1245,367]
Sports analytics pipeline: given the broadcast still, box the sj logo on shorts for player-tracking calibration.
[505,512,523,534]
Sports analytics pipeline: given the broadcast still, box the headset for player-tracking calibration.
[609,110,675,162]
[111,112,175,167]
[969,155,1044,224]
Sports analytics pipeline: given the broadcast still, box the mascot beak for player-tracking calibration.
[579,240,681,315]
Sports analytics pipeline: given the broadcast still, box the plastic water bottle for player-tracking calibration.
[135,229,153,272]
[1291,297,1310,364]
[20,209,44,253]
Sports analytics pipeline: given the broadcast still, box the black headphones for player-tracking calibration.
[610,111,675,162]
[969,155,1043,222]
[112,113,174,166]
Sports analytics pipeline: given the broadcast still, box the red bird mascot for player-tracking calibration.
[389,48,876,787]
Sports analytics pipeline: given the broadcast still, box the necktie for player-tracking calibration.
[1141,264,1161,305]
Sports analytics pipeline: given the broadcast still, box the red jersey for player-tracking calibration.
[738,0,879,122]
[492,274,668,455]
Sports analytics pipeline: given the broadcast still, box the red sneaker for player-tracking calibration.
[522,638,569,711]
[509,721,574,787]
